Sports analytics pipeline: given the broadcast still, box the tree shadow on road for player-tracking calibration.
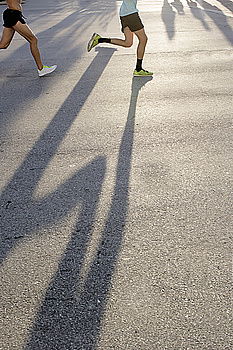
[23,76,153,350]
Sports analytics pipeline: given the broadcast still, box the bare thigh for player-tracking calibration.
[12,22,36,42]
[123,26,134,46]
[134,28,147,42]
[0,27,15,48]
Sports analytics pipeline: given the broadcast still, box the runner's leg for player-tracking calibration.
[134,28,148,59]
[12,22,43,70]
[88,27,133,52]
[109,27,134,48]
[0,27,15,49]
[133,28,152,75]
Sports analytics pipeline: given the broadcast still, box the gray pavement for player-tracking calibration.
[0,1,232,349]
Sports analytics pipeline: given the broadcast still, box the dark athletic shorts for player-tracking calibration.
[3,9,26,28]
[120,12,144,33]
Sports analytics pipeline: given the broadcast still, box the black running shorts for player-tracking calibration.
[120,12,144,33]
[3,9,26,28]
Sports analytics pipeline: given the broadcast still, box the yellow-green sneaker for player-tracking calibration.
[87,33,101,52]
[133,69,153,77]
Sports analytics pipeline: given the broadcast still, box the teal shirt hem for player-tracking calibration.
[119,0,139,17]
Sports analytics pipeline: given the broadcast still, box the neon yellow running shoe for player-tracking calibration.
[87,33,101,52]
[133,69,153,77]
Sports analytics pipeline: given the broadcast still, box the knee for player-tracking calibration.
[142,34,148,44]
[0,42,9,49]
[124,41,133,48]
[29,35,38,45]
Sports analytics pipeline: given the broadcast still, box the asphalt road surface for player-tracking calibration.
[0,0,232,349]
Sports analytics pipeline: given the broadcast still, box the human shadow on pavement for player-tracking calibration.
[0,47,116,265]
[161,0,176,39]
[23,76,153,350]
[197,0,233,45]
[186,0,210,30]
[216,0,233,13]
[171,0,185,14]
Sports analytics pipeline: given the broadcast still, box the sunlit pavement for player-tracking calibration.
[0,1,232,349]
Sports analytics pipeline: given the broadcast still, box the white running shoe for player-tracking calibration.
[38,65,57,77]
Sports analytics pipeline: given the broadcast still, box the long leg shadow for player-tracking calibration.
[23,76,153,350]
[186,0,210,30]
[0,47,116,265]
[216,0,233,13]
[161,0,176,40]
[171,0,185,15]
[197,0,233,45]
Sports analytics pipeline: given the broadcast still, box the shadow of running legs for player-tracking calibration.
[23,76,153,350]
[0,47,116,264]
[216,0,233,13]
[186,0,210,30]
[161,0,176,40]
[171,0,185,15]
[0,47,116,350]
[197,0,233,45]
